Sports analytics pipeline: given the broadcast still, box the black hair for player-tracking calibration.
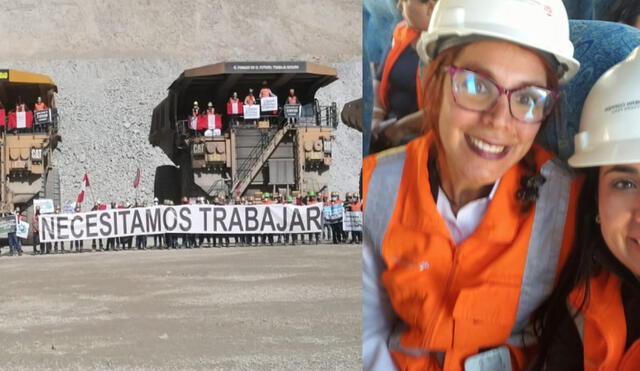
[530,167,605,370]
[607,0,640,26]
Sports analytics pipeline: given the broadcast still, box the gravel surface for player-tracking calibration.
[0,244,361,370]
[0,0,362,206]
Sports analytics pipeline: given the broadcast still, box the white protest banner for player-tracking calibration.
[39,204,323,243]
[342,211,362,232]
[260,96,278,112]
[243,104,260,119]
[34,199,55,214]
[17,220,29,239]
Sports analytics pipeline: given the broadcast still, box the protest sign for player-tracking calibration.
[40,204,323,243]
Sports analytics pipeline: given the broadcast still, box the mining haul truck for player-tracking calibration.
[0,69,61,218]
[149,61,339,201]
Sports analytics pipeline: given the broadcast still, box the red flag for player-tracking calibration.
[76,173,89,203]
[133,168,141,188]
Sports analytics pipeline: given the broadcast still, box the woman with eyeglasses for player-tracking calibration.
[362,0,581,370]
[531,47,640,371]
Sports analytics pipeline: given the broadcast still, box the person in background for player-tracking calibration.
[32,206,42,255]
[73,204,84,253]
[532,46,640,371]
[151,197,163,249]
[34,96,47,111]
[321,193,332,242]
[53,207,65,254]
[259,80,274,98]
[244,89,256,105]
[608,0,640,28]
[8,207,22,256]
[370,0,437,153]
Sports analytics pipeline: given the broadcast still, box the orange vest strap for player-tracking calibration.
[378,21,421,112]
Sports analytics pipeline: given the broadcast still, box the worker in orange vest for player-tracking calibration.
[532,46,640,371]
[34,96,47,111]
[370,0,436,153]
[362,0,582,370]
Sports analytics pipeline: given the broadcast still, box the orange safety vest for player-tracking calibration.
[569,271,640,371]
[362,133,581,370]
[378,21,424,112]
[351,200,362,212]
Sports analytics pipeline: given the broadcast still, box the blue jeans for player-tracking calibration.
[8,232,22,254]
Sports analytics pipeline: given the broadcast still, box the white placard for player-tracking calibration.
[260,96,278,112]
[342,211,362,232]
[39,204,323,242]
[243,105,260,119]
[17,220,29,239]
[17,111,26,128]
[33,199,55,214]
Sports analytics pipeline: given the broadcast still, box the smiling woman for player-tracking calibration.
[532,47,640,370]
[362,0,583,370]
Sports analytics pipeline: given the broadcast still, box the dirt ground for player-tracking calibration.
[0,244,360,370]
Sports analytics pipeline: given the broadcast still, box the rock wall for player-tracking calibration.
[0,0,362,206]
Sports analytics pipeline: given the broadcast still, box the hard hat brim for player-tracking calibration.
[568,139,640,168]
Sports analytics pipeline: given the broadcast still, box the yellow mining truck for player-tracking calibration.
[0,69,60,216]
[149,61,338,201]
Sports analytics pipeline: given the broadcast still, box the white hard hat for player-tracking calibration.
[193,101,199,106]
[568,46,640,168]
[416,0,579,84]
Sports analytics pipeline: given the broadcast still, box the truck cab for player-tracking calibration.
[149,61,339,201]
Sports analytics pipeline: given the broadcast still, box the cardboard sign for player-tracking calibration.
[0,215,16,235]
[16,220,29,239]
[243,104,260,119]
[34,109,52,124]
[34,199,55,214]
[284,104,301,118]
[260,96,278,112]
[342,211,362,232]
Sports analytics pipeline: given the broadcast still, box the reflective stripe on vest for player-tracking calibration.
[366,151,573,369]
[364,147,406,258]
[508,157,573,347]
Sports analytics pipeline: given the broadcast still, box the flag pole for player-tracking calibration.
[87,169,96,208]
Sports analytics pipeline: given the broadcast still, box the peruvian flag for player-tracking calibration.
[133,168,141,188]
[76,173,90,203]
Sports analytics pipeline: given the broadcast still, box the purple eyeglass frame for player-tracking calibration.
[447,65,561,123]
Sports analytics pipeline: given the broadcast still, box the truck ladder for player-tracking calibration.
[232,123,291,197]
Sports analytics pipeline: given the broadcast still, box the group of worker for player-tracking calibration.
[188,81,301,134]
[363,0,640,370]
[0,96,52,133]
[0,190,361,257]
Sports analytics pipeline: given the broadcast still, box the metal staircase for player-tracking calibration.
[231,122,291,197]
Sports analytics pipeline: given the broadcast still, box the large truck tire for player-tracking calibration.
[45,167,61,209]
[154,165,180,204]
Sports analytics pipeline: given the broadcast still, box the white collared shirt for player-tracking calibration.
[436,179,501,245]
